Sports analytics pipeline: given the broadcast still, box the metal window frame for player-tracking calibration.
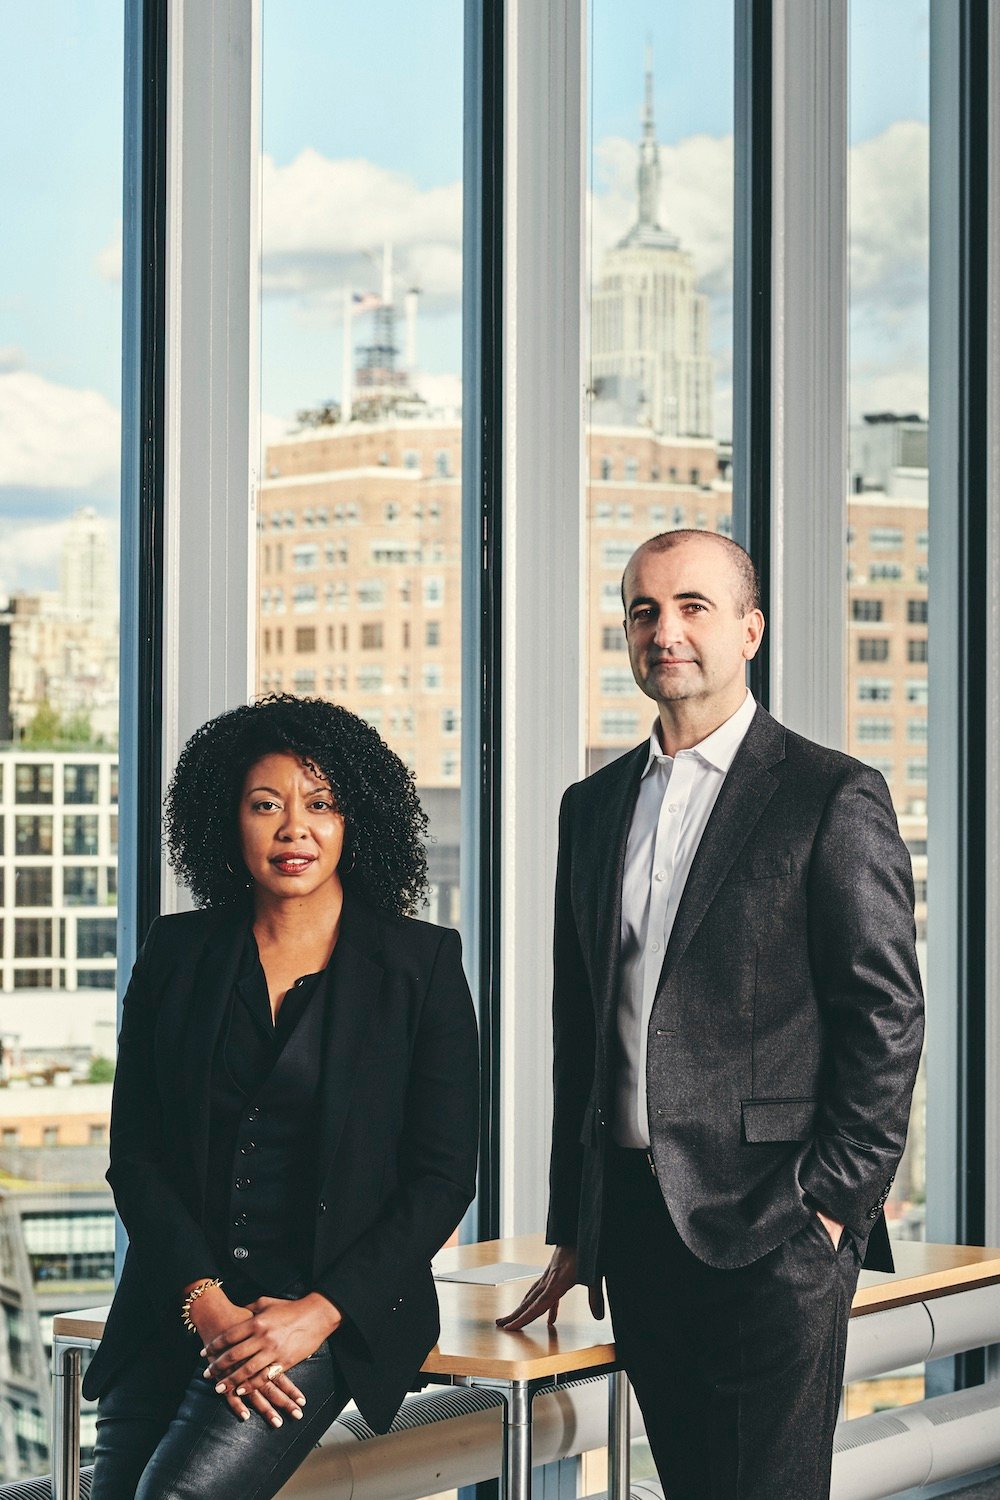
[159,0,259,912]
[497,0,587,1233]
[927,0,997,1393]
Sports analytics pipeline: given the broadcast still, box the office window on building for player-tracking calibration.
[14,919,53,959]
[76,918,116,960]
[272,586,286,612]
[601,583,623,614]
[595,502,613,523]
[423,665,443,691]
[110,763,119,804]
[907,718,929,743]
[906,759,929,784]
[403,450,419,471]
[907,599,929,624]
[441,753,459,779]
[63,764,100,804]
[13,970,54,990]
[384,502,399,523]
[63,867,99,907]
[15,816,53,856]
[433,450,451,477]
[906,679,929,705]
[616,504,633,525]
[293,584,318,612]
[423,576,444,606]
[650,505,667,526]
[2,1129,18,1147]
[357,580,385,609]
[915,564,930,584]
[859,757,895,779]
[295,627,317,653]
[601,626,627,652]
[77,969,116,990]
[857,679,893,702]
[671,506,686,526]
[907,639,929,664]
[858,638,890,663]
[14,869,53,907]
[316,507,328,527]
[601,540,636,569]
[916,529,929,549]
[600,711,640,739]
[441,708,460,734]
[851,598,883,622]
[869,527,905,549]
[425,620,441,647]
[108,815,119,857]
[42,1127,59,1148]
[870,562,904,582]
[360,624,384,650]
[14,764,54,804]
[716,514,733,536]
[856,717,894,743]
[292,671,317,694]
[292,544,319,570]
[914,878,928,903]
[357,667,384,692]
[600,669,637,696]
[63,815,99,857]
[600,457,613,480]
[624,457,639,481]
[303,507,314,529]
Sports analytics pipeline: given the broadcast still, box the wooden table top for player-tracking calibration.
[53,1234,1000,1384]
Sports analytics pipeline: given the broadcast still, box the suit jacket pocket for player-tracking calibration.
[741,1096,817,1142]
[734,850,792,881]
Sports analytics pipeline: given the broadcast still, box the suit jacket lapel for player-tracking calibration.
[656,706,784,990]
[589,744,647,1032]
[315,893,384,1201]
[175,909,248,1205]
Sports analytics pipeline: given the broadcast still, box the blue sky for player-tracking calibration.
[1,0,930,594]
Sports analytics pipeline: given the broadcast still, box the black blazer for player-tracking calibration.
[83,894,480,1433]
[547,704,924,1284]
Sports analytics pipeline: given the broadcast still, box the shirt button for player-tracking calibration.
[233,1246,249,1261]
[240,1141,256,1154]
[667,802,679,813]
[654,871,666,882]
[233,1214,248,1227]
[235,1177,251,1190]
[318,1200,327,1215]
[651,941,660,953]
[247,1107,260,1122]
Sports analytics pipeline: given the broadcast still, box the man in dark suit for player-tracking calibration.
[499,530,924,1499]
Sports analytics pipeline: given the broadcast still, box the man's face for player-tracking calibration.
[623,538,763,709]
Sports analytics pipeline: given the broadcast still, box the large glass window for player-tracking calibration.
[255,1,465,925]
[0,6,123,1477]
[586,2,735,776]
[844,0,929,1419]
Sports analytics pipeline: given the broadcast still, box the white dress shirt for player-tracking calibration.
[613,688,758,1148]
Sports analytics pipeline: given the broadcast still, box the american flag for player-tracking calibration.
[352,291,381,312]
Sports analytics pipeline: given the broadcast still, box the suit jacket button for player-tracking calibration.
[233,1246,249,1261]
[318,1200,327,1214]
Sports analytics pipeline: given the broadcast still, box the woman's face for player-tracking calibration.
[237,752,346,903]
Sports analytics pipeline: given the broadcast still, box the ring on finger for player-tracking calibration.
[266,1363,283,1382]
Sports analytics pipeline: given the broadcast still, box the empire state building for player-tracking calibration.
[591,51,714,439]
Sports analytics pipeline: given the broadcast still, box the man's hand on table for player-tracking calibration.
[496,1246,605,1331]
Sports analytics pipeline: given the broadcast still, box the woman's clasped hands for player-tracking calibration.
[192,1287,342,1428]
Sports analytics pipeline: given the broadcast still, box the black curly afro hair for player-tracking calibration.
[163,694,429,917]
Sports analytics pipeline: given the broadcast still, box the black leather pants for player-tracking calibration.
[90,1341,348,1500]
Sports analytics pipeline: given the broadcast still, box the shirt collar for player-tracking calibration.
[641,688,757,778]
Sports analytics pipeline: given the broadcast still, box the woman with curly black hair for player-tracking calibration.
[85,695,479,1500]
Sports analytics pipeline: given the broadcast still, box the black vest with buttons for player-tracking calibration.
[204,966,327,1301]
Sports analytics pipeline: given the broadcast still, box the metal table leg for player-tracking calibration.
[608,1369,631,1500]
[501,1380,533,1500]
[51,1343,82,1500]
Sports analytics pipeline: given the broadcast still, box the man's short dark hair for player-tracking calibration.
[621,530,762,618]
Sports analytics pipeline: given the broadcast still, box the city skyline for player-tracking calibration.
[1,1,930,597]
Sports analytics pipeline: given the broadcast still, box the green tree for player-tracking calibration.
[87,1055,115,1084]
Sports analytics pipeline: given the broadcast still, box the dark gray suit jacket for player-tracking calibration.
[546,703,924,1283]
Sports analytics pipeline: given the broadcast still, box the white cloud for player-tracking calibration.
[413,371,463,415]
[849,121,928,311]
[0,347,27,375]
[95,222,123,285]
[0,520,70,599]
[261,150,462,319]
[0,370,120,491]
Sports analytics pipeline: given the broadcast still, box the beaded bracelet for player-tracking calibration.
[181,1277,223,1335]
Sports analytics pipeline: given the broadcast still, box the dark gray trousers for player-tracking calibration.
[602,1146,860,1500]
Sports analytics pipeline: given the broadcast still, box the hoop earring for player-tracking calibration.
[344,848,357,873]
